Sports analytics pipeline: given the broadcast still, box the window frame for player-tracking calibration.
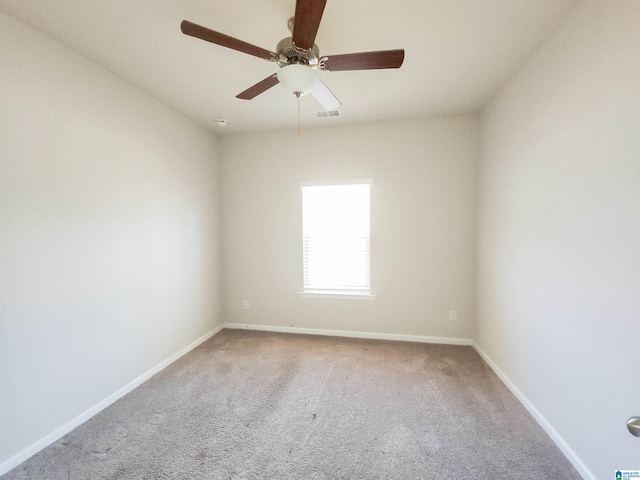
[298,179,376,300]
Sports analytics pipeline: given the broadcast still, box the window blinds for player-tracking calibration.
[302,181,371,293]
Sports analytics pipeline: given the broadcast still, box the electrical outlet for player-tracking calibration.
[448,310,457,321]
[243,300,250,310]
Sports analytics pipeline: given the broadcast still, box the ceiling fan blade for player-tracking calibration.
[292,0,327,50]
[236,74,280,100]
[322,49,405,71]
[181,20,276,60]
[310,80,341,111]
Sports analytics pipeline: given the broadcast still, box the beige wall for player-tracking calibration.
[0,13,222,467]
[476,2,640,478]
[220,116,478,339]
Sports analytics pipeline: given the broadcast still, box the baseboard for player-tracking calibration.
[472,341,594,480]
[223,322,473,346]
[0,323,225,477]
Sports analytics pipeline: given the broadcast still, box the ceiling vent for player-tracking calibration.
[315,109,342,119]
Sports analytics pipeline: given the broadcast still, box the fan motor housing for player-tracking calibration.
[276,37,320,67]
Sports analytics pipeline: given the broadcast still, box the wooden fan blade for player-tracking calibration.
[310,80,341,110]
[236,74,280,100]
[181,20,276,60]
[292,0,327,50]
[322,49,405,71]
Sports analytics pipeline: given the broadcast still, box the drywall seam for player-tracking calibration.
[0,324,225,476]
[224,322,473,346]
[472,341,594,480]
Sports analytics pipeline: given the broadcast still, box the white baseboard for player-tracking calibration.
[472,341,594,480]
[0,323,224,477]
[223,322,473,346]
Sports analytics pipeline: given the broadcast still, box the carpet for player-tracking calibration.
[3,329,582,479]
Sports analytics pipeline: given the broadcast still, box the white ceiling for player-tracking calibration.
[0,0,578,135]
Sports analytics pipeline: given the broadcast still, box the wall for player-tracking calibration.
[476,1,640,478]
[0,13,222,470]
[221,117,478,341]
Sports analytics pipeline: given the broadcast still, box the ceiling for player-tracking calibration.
[0,0,579,135]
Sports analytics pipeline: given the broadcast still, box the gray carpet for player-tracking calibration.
[3,329,581,479]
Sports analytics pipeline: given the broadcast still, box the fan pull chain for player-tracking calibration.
[296,92,301,137]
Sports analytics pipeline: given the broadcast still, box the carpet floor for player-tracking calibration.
[3,329,581,479]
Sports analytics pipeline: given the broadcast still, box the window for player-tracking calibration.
[299,179,375,299]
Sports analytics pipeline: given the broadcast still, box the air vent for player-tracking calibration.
[315,109,342,119]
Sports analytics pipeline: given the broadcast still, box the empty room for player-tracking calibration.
[1,0,638,479]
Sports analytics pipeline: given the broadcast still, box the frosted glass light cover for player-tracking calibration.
[277,64,319,96]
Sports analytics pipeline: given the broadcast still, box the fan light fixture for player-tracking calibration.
[277,64,319,97]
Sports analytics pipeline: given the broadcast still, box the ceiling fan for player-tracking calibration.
[180,0,405,112]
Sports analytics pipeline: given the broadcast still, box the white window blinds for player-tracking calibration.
[301,181,371,293]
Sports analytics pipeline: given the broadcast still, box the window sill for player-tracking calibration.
[297,290,377,300]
